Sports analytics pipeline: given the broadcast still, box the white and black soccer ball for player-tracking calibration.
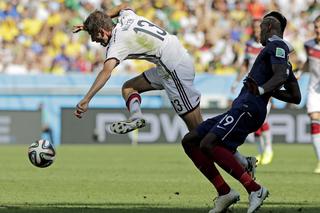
[28,139,56,168]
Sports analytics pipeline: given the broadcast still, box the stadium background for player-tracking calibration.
[0,0,319,145]
[0,1,320,213]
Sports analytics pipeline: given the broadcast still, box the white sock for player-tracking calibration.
[262,129,273,153]
[127,93,143,119]
[311,119,320,160]
[255,135,264,155]
[312,134,320,160]
[233,151,248,168]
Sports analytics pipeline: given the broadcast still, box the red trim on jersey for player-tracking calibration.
[126,93,141,111]
[311,122,320,134]
[246,46,262,55]
[307,47,320,59]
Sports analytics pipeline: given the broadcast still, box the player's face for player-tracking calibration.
[90,29,110,47]
[259,19,269,46]
[315,20,320,41]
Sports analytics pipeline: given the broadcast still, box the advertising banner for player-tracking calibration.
[61,108,310,144]
[0,110,42,144]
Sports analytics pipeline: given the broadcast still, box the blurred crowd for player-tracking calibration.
[0,0,319,75]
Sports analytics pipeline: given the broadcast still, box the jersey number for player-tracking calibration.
[133,20,167,41]
[171,99,183,112]
[219,114,234,126]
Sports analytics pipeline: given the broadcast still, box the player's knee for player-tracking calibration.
[310,112,320,120]
[199,140,211,155]
[122,80,134,91]
[199,133,219,155]
[181,132,193,148]
[122,81,138,98]
[181,131,198,151]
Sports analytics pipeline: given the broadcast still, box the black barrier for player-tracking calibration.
[61,108,310,144]
[0,110,42,144]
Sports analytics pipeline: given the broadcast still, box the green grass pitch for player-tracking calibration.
[0,143,319,213]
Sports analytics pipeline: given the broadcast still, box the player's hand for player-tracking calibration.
[74,99,89,119]
[72,25,85,33]
[244,76,259,95]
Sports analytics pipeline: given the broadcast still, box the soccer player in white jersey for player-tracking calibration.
[231,19,273,165]
[301,15,320,174]
[72,3,255,174]
[73,4,202,132]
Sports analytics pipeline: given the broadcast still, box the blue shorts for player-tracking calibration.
[196,104,265,151]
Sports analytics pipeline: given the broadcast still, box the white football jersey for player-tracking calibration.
[105,9,187,71]
[244,39,263,71]
[304,39,320,91]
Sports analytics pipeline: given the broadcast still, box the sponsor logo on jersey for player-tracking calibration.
[275,47,285,58]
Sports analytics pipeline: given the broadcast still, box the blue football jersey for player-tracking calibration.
[233,35,293,110]
[196,35,295,151]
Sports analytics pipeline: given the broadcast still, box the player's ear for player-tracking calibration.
[106,29,112,37]
[268,24,272,31]
[98,27,104,35]
[100,28,110,36]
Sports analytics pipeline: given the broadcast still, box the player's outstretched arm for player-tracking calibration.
[73,25,85,33]
[74,59,118,118]
[271,72,301,104]
[72,3,131,33]
[106,3,131,18]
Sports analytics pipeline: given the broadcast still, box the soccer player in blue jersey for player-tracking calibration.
[182,11,301,213]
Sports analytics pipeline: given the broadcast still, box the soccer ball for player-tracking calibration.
[28,139,56,168]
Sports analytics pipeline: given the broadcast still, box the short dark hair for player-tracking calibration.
[83,10,113,35]
[264,11,287,32]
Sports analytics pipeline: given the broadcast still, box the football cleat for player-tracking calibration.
[109,118,146,134]
[261,151,273,165]
[246,157,257,180]
[209,189,240,213]
[314,161,320,174]
[247,186,269,213]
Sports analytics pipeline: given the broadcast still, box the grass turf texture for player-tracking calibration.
[0,144,319,213]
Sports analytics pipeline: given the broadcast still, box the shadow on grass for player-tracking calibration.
[0,203,319,213]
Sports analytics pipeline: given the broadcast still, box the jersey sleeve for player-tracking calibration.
[267,41,289,64]
[105,40,130,63]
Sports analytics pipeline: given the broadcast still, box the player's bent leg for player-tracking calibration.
[254,129,263,164]
[122,74,158,100]
[310,112,320,173]
[109,74,157,134]
[260,122,273,165]
[200,134,263,197]
[182,131,235,210]
[233,151,257,180]
[181,106,203,131]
